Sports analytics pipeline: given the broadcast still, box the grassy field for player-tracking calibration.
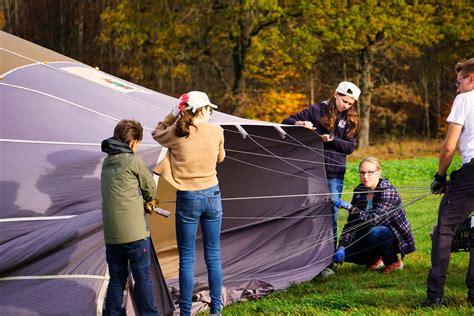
[221,154,472,315]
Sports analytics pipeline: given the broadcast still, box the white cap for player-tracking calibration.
[178,91,218,113]
[335,81,361,101]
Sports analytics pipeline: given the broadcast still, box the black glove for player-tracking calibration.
[430,172,447,194]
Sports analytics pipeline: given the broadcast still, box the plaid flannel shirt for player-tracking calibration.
[338,179,416,257]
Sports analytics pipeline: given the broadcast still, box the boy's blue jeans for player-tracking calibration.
[328,177,344,249]
[345,226,399,265]
[176,184,223,316]
[105,237,159,316]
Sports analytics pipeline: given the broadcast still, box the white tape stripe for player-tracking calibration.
[0,48,171,113]
[1,82,158,131]
[0,216,76,223]
[0,274,110,281]
[0,138,160,147]
[0,82,123,122]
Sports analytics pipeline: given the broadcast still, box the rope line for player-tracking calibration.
[244,133,329,183]
[222,192,434,285]
[226,149,328,166]
[284,131,344,166]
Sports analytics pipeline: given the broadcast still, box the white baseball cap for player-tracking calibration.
[336,81,361,101]
[178,91,218,113]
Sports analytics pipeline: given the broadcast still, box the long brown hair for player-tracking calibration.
[174,107,207,138]
[320,95,359,137]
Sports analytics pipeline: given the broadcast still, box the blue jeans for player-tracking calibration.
[328,177,344,249]
[175,184,223,316]
[345,226,399,265]
[105,237,159,316]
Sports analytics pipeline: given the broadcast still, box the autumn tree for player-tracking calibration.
[2,0,116,67]
[3,0,472,141]
[300,1,441,146]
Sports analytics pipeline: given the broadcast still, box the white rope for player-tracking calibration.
[223,192,339,201]
[225,125,350,164]
[223,192,432,285]
[284,131,345,166]
[223,127,325,152]
[225,155,327,185]
[226,148,327,166]
[158,187,426,204]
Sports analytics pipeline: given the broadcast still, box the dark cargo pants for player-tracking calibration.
[427,161,474,300]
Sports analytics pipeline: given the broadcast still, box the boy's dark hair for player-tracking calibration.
[113,119,143,145]
[455,58,474,75]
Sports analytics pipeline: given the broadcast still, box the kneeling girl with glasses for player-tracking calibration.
[332,156,415,273]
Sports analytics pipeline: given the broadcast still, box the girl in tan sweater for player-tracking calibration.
[152,91,225,316]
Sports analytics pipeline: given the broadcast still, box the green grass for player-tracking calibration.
[221,156,472,315]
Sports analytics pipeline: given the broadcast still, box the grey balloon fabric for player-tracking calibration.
[0,31,333,315]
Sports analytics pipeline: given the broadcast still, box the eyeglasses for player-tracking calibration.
[455,74,470,88]
[359,170,379,176]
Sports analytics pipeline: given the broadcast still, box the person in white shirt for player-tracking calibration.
[425,57,474,307]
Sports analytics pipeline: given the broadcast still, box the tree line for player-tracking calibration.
[2,0,473,146]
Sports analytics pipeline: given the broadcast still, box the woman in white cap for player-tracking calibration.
[282,81,361,256]
[152,91,225,316]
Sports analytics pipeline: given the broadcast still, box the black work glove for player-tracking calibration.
[430,172,447,194]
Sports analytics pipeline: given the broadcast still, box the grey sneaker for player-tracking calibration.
[320,267,335,278]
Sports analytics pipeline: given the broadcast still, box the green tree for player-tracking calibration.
[99,0,298,112]
[302,0,441,146]
[416,0,474,138]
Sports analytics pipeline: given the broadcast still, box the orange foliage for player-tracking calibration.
[370,83,424,136]
[237,90,308,123]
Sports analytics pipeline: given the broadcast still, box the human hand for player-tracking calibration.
[333,199,351,210]
[333,247,345,264]
[172,94,189,116]
[430,172,447,194]
[171,107,180,117]
[321,134,334,142]
[296,121,314,130]
[144,199,159,214]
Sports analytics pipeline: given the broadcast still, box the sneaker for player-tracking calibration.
[422,296,444,307]
[383,259,403,273]
[367,257,384,271]
[320,267,335,278]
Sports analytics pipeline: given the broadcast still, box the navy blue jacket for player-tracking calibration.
[282,102,355,178]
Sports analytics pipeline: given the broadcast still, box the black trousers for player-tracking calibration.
[427,161,474,299]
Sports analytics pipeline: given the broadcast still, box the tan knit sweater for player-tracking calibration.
[152,113,225,191]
